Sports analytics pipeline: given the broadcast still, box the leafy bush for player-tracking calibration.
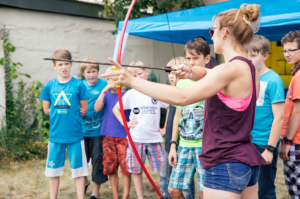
[0,28,47,162]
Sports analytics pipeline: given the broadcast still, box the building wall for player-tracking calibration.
[0,7,177,88]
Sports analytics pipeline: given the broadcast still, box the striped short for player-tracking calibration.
[169,146,205,191]
[126,142,164,174]
[284,143,300,199]
[45,140,89,178]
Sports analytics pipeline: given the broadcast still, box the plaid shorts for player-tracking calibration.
[284,143,300,198]
[102,136,131,175]
[169,146,205,191]
[126,142,164,174]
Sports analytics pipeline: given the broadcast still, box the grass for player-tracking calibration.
[0,158,290,199]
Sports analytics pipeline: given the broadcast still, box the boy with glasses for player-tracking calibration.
[280,30,300,198]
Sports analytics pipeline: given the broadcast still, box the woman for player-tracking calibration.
[102,4,265,199]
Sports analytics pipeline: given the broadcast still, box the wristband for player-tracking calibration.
[102,90,107,94]
[285,142,291,145]
[189,68,193,79]
[163,126,166,129]
[283,136,292,143]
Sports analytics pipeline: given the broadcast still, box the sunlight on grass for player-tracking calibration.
[0,157,291,199]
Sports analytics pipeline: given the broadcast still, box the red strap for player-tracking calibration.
[285,142,292,145]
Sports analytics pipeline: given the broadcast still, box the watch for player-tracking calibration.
[266,145,276,153]
[170,141,178,146]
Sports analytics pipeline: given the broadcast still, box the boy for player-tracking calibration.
[94,67,132,199]
[160,57,190,199]
[40,49,89,199]
[279,30,300,198]
[113,61,169,199]
[80,58,108,199]
[246,35,285,199]
[168,38,212,199]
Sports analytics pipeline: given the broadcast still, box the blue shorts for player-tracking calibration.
[45,140,89,178]
[204,161,259,194]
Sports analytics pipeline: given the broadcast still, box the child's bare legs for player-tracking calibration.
[122,174,131,199]
[92,183,101,196]
[109,173,119,199]
[76,176,85,199]
[133,173,144,199]
[49,177,59,199]
[200,190,203,198]
[168,187,185,199]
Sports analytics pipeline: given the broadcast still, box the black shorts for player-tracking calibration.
[84,136,108,185]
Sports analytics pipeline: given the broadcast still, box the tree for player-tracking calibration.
[99,0,204,34]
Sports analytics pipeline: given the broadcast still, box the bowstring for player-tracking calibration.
[164,0,178,84]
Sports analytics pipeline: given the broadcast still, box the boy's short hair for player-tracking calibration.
[245,35,270,55]
[52,49,72,64]
[184,38,210,58]
[281,30,300,48]
[128,61,145,74]
[167,57,186,69]
[80,58,99,74]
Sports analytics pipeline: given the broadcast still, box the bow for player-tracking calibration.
[115,1,165,198]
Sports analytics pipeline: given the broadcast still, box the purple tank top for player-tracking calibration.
[199,56,265,170]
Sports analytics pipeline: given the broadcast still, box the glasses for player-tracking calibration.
[281,48,300,55]
[209,27,230,37]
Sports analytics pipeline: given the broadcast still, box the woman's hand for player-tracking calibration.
[100,58,134,88]
[173,64,191,79]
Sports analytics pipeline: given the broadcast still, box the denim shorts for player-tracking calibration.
[203,161,260,194]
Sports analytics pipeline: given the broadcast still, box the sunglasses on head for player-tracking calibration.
[209,27,230,37]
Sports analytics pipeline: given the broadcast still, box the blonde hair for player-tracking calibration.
[167,57,186,69]
[245,35,270,55]
[52,49,72,64]
[80,58,99,74]
[128,61,145,74]
[215,4,260,46]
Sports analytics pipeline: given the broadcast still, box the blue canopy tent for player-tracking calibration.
[112,0,300,59]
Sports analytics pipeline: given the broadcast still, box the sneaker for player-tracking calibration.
[85,180,90,194]
[90,195,100,199]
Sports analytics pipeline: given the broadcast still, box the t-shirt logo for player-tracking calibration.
[86,116,101,128]
[54,90,72,109]
[133,107,140,114]
[178,103,204,140]
[92,90,100,95]
[152,99,158,104]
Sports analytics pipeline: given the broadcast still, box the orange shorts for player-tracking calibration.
[102,136,131,175]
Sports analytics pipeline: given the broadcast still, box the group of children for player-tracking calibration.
[40,6,300,199]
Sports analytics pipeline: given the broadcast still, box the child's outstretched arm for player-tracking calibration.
[80,99,88,116]
[43,100,50,115]
[169,107,181,167]
[94,83,115,112]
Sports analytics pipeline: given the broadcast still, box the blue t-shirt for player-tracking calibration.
[100,91,130,138]
[251,70,285,146]
[82,78,107,137]
[40,77,89,143]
